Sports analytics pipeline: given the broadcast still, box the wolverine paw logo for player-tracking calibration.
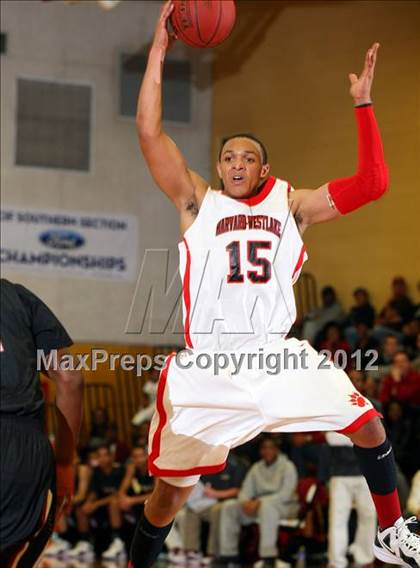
[349,392,367,407]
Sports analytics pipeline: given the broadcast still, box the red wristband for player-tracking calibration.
[328,105,389,214]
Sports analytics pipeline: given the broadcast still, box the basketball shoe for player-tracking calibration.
[374,516,420,566]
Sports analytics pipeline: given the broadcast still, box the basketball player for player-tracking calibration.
[129,3,420,567]
[0,279,83,567]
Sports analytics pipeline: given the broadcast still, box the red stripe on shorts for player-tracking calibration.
[148,353,227,477]
[337,407,382,435]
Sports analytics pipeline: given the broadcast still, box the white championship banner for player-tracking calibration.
[1,206,138,280]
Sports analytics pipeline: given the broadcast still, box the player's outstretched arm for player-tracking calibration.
[292,43,388,232]
[137,1,207,211]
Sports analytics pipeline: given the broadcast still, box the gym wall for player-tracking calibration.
[212,0,420,310]
[0,0,212,345]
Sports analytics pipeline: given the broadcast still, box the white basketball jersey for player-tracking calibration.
[179,176,307,351]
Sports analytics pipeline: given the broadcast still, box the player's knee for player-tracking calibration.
[347,416,385,447]
[152,480,189,516]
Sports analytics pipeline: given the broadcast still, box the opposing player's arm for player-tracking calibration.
[137,1,208,212]
[292,43,388,233]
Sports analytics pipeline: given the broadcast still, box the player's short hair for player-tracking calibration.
[219,133,269,165]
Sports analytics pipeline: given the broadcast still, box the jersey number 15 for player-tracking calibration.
[226,240,272,284]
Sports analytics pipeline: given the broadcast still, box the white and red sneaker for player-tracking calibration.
[374,516,420,567]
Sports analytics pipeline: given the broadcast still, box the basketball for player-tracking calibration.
[170,0,236,48]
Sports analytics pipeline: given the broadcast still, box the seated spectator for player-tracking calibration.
[344,288,376,348]
[413,333,420,372]
[324,432,376,568]
[117,445,154,524]
[367,335,402,382]
[384,277,416,324]
[302,286,344,345]
[132,421,151,450]
[289,431,326,478]
[352,323,380,370]
[44,453,92,557]
[68,445,124,560]
[132,372,158,427]
[383,401,414,479]
[407,470,420,519]
[373,277,414,343]
[379,335,402,366]
[318,323,351,370]
[402,319,420,359]
[182,453,247,563]
[219,436,298,567]
[105,424,131,465]
[380,351,420,406]
[89,407,111,448]
[363,376,383,414]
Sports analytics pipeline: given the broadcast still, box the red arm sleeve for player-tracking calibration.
[328,105,389,214]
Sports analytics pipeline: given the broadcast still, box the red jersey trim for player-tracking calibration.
[337,408,382,435]
[292,244,307,283]
[182,238,193,348]
[148,353,227,477]
[237,176,276,206]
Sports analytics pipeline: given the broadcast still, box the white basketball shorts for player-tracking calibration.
[148,338,381,486]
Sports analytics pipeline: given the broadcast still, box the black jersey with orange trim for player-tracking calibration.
[0,279,72,420]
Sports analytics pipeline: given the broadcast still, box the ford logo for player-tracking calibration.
[39,230,85,250]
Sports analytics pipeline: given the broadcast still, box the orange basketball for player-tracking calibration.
[171,0,236,49]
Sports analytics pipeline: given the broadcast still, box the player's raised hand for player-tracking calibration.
[152,1,177,54]
[349,43,380,105]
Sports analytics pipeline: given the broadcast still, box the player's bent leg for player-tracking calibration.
[129,477,196,568]
[345,416,420,567]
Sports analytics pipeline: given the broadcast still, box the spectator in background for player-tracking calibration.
[89,407,111,447]
[302,286,344,345]
[367,334,401,382]
[348,370,382,414]
[363,377,383,414]
[385,277,415,324]
[402,319,420,359]
[219,437,298,567]
[373,277,414,343]
[383,401,417,479]
[344,288,376,348]
[412,333,420,372]
[45,452,92,557]
[182,453,247,564]
[380,352,420,406]
[407,471,420,519]
[68,445,124,560]
[132,372,159,427]
[351,323,380,370]
[318,323,351,370]
[117,446,154,523]
[114,446,154,559]
[325,432,376,568]
[105,423,131,465]
[133,421,151,450]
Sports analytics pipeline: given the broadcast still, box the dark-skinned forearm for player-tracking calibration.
[136,47,165,138]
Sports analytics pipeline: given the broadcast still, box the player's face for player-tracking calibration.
[217,138,270,199]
